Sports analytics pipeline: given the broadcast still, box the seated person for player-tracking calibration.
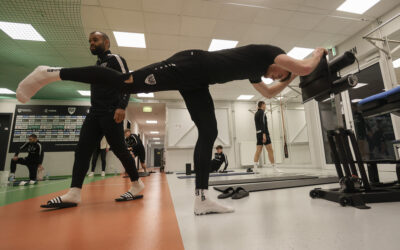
[210,145,228,173]
[9,134,44,185]
[124,129,148,173]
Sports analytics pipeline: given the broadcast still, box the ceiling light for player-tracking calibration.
[337,0,380,14]
[353,83,368,89]
[154,142,161,144]
[262,77,273,84]
[208,39,238,52]
[0,22,45,41]
[143,106,152,113]
[322,98,331,102]
[351,99,362,103]
[276,97,284,100]
[0,88,15,94]
[393,58,400,68]
[77,90,91,96]
[237,95,254,100]
[153,138,160,140]
[287,47,314,60]
[113,31,146,48]
[150,131,159,134]
[137,93,154,98]
[146,120,157,124]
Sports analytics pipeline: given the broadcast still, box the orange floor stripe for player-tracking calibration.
[0,173,184,250]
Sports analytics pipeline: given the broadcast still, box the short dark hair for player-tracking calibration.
[90,31,110,45]
[29,134,37,139]
[216,145,223,150]
[124,129,131,133]
[258,101,265,108]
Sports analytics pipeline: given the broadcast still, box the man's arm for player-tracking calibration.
[252,73,297,99]
[222,153,228,171]
[274,48,327,76]
[15,142,28,156]
[37,142,44,164]
[108,55,131,123]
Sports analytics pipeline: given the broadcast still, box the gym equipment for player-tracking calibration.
[178,171,253,179]
[139,172,150,177]
[214,176,338,192]
[301,51,400,209]
[209,174,320,186]
[175,170,234,175]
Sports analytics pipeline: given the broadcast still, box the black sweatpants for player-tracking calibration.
[10,158,39,181]
[132,144,146,164]
[60,50,216,189]
[210,160,222,173]
[71,111,139,188]
[91,147,106,172]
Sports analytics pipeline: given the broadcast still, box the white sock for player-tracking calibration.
[194,189,234,215]
[253,162,258,168]
[16,66,62,103]
[59,187,81,203]
[9,173,15,177]
[129,179,144,195]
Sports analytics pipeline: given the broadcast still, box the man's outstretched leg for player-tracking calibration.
[101,113,144,201]
[41,114,103,208]
[180,89,234,215]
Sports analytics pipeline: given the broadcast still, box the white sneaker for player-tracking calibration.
[88,172,94,177]
[29,180,36,185]
[101,171,105,177]
[129,179,145,196]
[194,195,234,215]
[19,181,27,186]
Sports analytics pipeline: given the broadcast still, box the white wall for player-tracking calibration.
[164,99,312,172]
[0,98,126,177]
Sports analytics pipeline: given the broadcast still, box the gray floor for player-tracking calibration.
[167,167,400,250]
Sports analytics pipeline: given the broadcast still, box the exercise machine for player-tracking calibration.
[300,51,400,209]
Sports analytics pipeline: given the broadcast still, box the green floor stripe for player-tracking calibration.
[0,175,117,207]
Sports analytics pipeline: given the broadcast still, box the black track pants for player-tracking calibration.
[71,112,139,188]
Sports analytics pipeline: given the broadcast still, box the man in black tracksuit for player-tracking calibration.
[20,41,327,214]
[253,101,276,173]
[9,134,44,183]
[124,129,147,173]
[210,145,228,173]
[40,31,141,208]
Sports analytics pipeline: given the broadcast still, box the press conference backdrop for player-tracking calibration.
[9,105,90,152]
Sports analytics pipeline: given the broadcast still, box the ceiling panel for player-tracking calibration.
[178,36,210,50]
[99,0,142,11]
[142,0,184,15]
[146,34,180,50]
[253,8,294,27]
[182,0,223,19]
[144,13,181,35]
[180,16,217,37]
[81,6,108,29]
[103,8,145,32]
[242,24,281,44]
[285,12,326,30]
[218,4,259,23]
[212,20,251,41]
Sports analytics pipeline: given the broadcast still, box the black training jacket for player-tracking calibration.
[254,109,269,135]
[125,134,143,149]
[15,141,44,164]
[91,50,130,112]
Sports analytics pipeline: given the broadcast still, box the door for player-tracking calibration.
[0,114,12,171]
[154,148,163,167]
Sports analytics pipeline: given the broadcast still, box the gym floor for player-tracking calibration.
[1,168,400,250]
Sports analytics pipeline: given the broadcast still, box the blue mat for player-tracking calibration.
[178,172,254,179]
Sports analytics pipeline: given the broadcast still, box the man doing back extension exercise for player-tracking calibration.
[17,43,327,215]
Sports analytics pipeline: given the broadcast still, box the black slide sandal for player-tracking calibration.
[232,187,249,199]
[115,192,144,202]
[217,187,235,199]
[40,197,78,209]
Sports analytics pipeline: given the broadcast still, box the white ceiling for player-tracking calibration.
[81,0,400,102]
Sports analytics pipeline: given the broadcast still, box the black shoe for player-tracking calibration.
[246,168,253,173]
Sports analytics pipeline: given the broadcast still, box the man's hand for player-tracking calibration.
[12,156,18,161]
[313,47,328,58]
[106,148,109,153]
[263,134,267,143]
[114,109,125,123]
[128,147,133,151]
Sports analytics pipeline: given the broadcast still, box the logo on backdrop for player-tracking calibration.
[68,107,76,115]
[145,74,156,85]
[17,108,32,113]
